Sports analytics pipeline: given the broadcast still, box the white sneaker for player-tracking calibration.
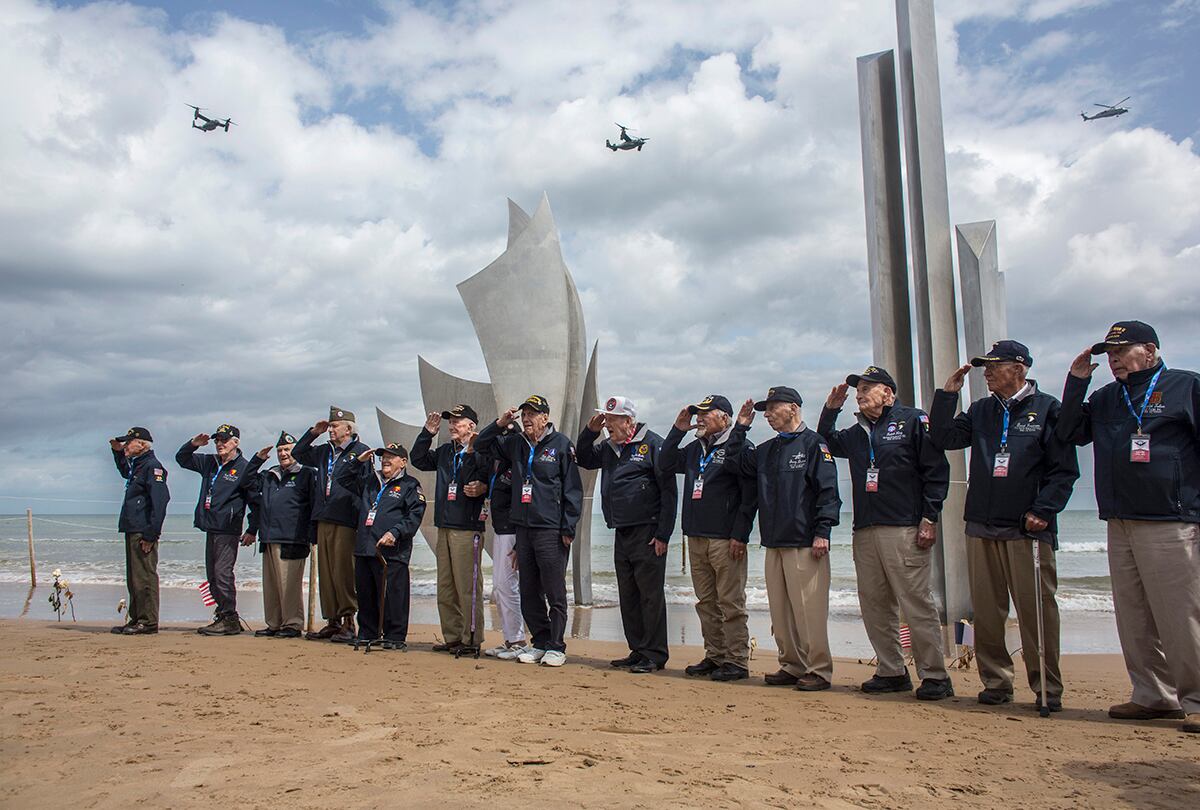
[483,644,508,658]
[496,643,529,661]
[540,650,567,667]
[517,648,546,664]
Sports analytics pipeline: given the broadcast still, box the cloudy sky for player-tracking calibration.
[2,0,1197,514]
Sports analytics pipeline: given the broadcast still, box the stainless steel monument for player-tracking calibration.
[377,194,600,605]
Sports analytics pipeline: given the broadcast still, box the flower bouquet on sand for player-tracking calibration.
[48,569,76,622]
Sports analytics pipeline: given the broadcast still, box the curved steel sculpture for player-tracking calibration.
[378,194,599,604]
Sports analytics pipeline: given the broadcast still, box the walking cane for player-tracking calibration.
[1027,532,1051,719]
[456,533,483,659]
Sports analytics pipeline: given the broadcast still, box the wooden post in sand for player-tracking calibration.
[26,509,36,587]
[306,545,317,633]
[681,537,687,574]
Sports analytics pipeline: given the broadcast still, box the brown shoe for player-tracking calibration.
[764,669,799,686]
[795,673,832,692]
[306,621,340,640]
[1108,701,1185,721]
[1182,713,1200,733]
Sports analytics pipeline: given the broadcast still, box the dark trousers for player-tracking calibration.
[205,532,240,617]
[124,532,159,627]
[354,556,411,642]
[615,524,669,666]
[515,525,571,653]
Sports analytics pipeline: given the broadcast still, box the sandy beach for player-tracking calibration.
[0,618,1194,809]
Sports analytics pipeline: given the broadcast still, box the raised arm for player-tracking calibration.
[1056,348,1098,446]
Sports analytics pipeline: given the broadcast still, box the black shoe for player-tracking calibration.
[274,627,302,639]
[610,654,641,668]
[861,673,914,694]
[684,658,721,677]
[381,640,408,651]
[1035,696,1063,713]
[122,622,158,635]
[710,663,750,682]
[916,677,955,701]
[330,628,357,644]
[630,660,664,674]
[254,628,278,638]
[432,641,463,653]
[111,623,133,634]
[765,669,800,686]
[795,674,832,692]
[978,688,1014,705]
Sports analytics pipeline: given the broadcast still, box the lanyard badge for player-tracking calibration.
[479,498,491,521]
[691,475,705,499]
[1130,434,1151,463]
[992,452,1011,477]
[865,468,880,492]
[365,484,385,526]
[1123,366,1164,464]
[521,481,533,503]
[447,482,458,501]
[992,405,1012,478]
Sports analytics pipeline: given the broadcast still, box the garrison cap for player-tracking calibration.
[519,395,551,414]
[687,394,733,416]
[970,339,1033,368]
[754,386,803,411]
[1090,320,1160,355]
[846,366,898,393]
[276,431,297,447]
[114,426,153,442]
[441,404,479,423]
[329,406,355,423]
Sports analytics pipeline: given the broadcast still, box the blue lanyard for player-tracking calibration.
[1121,365,1165,434]
[999,405,1011,451]
[326,450,338,480]
[698,443,717,476]
[452,447,465,480]
[866,424,877,468]
[210,459,229,491]
[371,481,388,511]
[125,456,137,488]
[487,471,498,499]
[525,442,536,482]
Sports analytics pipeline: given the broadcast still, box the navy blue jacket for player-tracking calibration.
[657,425,755,542]
[733,424,841,548]
[410,429,486,531]
[818,403,949,530]
[112,449,170,541]
[291,428,371,528]
[1057,362,1200,523]
[929,383,1079,542]
[474,421,583,536]
[335,459,426,563]
[176,442,259,535]
[464,447,516,535]
[577,424,678,540]
[246,462,319,546]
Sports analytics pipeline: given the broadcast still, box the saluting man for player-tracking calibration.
[819,366,953,700]
[733,387,842,692]
[292,407,370,643]
[1057,321,1200,734]
[578,396,678,674]
[412,403,487,655]
[244,431,318,639]
[177,423,260,636]
[928,340,1079,712]
[109,427,170,635]
[475,395,583,668]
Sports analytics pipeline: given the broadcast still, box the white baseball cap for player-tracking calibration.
[596,396,637,419]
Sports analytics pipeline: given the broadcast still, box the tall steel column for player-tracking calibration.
[857,50,915,407]
[895,0,970,625]
[956,220,1008,403]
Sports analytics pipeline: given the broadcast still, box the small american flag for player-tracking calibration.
[899,623,912,649]
[198,581,217,607]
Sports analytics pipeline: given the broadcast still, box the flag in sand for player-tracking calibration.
[198,581,216,607]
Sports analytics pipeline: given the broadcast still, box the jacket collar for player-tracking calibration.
[268,461,304,480]
[1125,360,1165,387]
[701,423,734,450]
[994,380,1037,409]
[375,468,407,487]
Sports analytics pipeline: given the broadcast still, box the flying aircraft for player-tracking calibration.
[606,123,649,152]
[1081,97,1130,122]
[187,104,236,132]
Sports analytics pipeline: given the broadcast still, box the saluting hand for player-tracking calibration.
[736,398,755,427]
[1069,348,1099,380]
[377,531,396,548]
[587,412,606,432]
[812,537,830,559]
[313,419,330,434]
[357,451,376,464]
[109,438,124,451]
[255,445,272,460]
[826,383,849,410]
[942,364,972,393]
[497,407,520,428]
[673,407,695,432]
[424,412,442,433]
[191,433,211,447]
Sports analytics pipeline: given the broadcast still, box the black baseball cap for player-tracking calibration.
[213,423,240,439]
[688,394,733,416]
[1090,320,1160,355]
[375,442,408,458]
[846,366,897,393]
[754,386,803,411]
[519,394,551,414]
[970,340,1033,368]
[276,431,297,447]
[442,404,479,423]
[114,426,153,442]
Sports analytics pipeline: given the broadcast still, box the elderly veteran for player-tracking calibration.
[109,427,170,635]
[733,387,841,692]
[412,403,488,655]
[475,395,583,668]
[177,423,260,636]
[1057,321,1200,734]
[819,366,953,700]
[928,340,1079,712]
[293,406,371,643]
[578,396,678,674]
[244,431,318,639]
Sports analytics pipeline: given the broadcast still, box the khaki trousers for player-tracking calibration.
[316,522,358,621]
[436,528,485,646]
[967,535,1062,699]
[262,544,306,632]
[688,537,750,668]
[125,532,159,627]
[764,546,832,681]
[1108,519,1200,714]
[853,526,947,680]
